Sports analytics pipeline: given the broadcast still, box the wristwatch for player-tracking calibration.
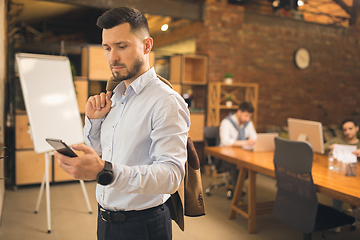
[96,161,114,186]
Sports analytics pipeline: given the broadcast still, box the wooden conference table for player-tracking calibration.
[204,146,360,234]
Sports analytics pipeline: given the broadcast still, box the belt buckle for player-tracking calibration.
[113,212,126,222]
[100,208,111,223]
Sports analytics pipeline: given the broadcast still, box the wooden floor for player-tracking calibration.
[0,173,358,240]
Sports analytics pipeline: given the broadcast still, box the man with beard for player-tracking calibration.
[55,7,190,240]
[324,119,360,232]
[218,102,257,198]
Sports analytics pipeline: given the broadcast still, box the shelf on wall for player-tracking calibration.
[169,54,207,84]
[219,105,239,110]
[169,54,208,141]
[207,82,259,127]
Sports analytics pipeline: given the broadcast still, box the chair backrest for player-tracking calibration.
[322,126,335,142]
[273,137,318,234]
[204,126,220,147]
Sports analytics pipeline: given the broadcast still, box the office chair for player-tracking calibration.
[329,125,343,139]
[322,126,334,143]
[203,126,232,199]
[273,137,355,240]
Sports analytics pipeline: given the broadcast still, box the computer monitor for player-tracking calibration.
[287,118,324,154]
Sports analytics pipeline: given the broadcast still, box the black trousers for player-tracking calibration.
[97,204,172,240]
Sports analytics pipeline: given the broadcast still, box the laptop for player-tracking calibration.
[243,133,279,152]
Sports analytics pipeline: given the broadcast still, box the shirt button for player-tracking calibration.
[121,102,124,105]
[109,149,111,151]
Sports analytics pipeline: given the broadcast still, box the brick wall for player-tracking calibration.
[197,2,360,132]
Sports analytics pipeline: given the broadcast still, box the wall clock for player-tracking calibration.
[294,47,311,70]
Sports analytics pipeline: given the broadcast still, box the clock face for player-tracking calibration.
[294,47,310,70]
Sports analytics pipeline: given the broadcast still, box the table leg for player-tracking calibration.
[248,170,257,233]
[229,167,248,219]
[228,168,258,234]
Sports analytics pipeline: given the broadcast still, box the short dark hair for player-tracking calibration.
[341,119,358,128]
[96,7,150,36]
[238,102,254,113]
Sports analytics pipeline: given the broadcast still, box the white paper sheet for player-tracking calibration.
[333,144,357,163]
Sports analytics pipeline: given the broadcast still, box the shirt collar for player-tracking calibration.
[130,67,157,95]
[113,67,156,98]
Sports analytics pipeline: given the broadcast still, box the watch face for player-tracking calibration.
[98,172,114,186]
[97,161,114,185]
[294,47,310,70]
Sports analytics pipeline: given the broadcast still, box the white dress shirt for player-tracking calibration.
[84,68,190,211]
[219,113,257,147]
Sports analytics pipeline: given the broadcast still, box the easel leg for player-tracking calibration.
[34,153,51,233]
[79,180,93,214]
[45,152,51,233]
[35,171,46,214]
[34,153,93,232]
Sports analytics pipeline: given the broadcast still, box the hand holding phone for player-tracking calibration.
[46,138,78,157]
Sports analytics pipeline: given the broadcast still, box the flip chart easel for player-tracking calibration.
[16,53,92,233]
[34,152,93,233]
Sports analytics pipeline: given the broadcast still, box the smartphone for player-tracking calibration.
[45,138,78,157]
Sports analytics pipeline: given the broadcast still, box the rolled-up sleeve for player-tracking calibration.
[83,116,103,155]
[246,121,257,140]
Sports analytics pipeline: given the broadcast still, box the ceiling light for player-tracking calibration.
[161,24,169,32]
[297,0,304,6]
[272,0,280,8]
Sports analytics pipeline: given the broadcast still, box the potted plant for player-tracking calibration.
[225,95,233,107]
[224,72,233,84]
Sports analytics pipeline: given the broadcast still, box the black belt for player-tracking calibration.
[99,204,163,223]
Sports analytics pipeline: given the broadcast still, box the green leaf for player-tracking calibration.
[224,72,233,78]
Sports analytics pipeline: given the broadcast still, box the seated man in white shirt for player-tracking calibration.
[219,101,257,198]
